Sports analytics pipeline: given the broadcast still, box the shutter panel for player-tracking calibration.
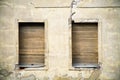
[72,23,98,65]
[19,23,44,66]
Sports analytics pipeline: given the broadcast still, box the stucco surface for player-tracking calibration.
[0,0,120,80]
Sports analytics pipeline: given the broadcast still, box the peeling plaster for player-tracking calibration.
[0,69,12,80]
[0,1,13,7]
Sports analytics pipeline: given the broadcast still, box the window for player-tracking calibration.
[19,22,45,69]
[72,22,99,68]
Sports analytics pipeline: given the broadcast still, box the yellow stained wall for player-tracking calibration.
[0,0,120,80]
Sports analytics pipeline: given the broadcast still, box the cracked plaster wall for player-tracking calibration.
[0,0,120,80]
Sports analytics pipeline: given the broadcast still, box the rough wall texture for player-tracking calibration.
[0,0,120,80]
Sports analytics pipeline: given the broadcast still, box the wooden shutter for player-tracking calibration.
[72,23,98,66]
[19,23,45,66]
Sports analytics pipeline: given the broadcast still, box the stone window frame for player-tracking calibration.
[15,18,49,70]
[69,18,102,70]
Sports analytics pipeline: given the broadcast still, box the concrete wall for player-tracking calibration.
[0,0,120,80]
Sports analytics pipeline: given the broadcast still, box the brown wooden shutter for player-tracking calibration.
[72,23,98,66]
[19,23,45,66]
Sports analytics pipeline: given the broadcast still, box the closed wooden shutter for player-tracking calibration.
[72,23,98,66]
[19,23,45,66]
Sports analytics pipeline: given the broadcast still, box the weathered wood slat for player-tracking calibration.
[19,55,44,64]
[72,23,98,31]
[72,31,97,36]
[72,42,97,47]
[72,47,97,53]
[73,36,98,42]
[72,63,99,68]
[20,34,44,38]
[19,23,45,65]
[73,58,98,63]
[19,49,44,54]
[72,23,98,65]
[72,52,98,56]
[73,55,98,59]
[19,44,45,49]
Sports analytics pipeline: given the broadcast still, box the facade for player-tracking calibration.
[0,0,120,80]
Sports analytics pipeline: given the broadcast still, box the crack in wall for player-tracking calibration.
[69,0,81,25]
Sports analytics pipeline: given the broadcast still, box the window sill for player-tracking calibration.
[15,64,48,71]
[69,63,100,71]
